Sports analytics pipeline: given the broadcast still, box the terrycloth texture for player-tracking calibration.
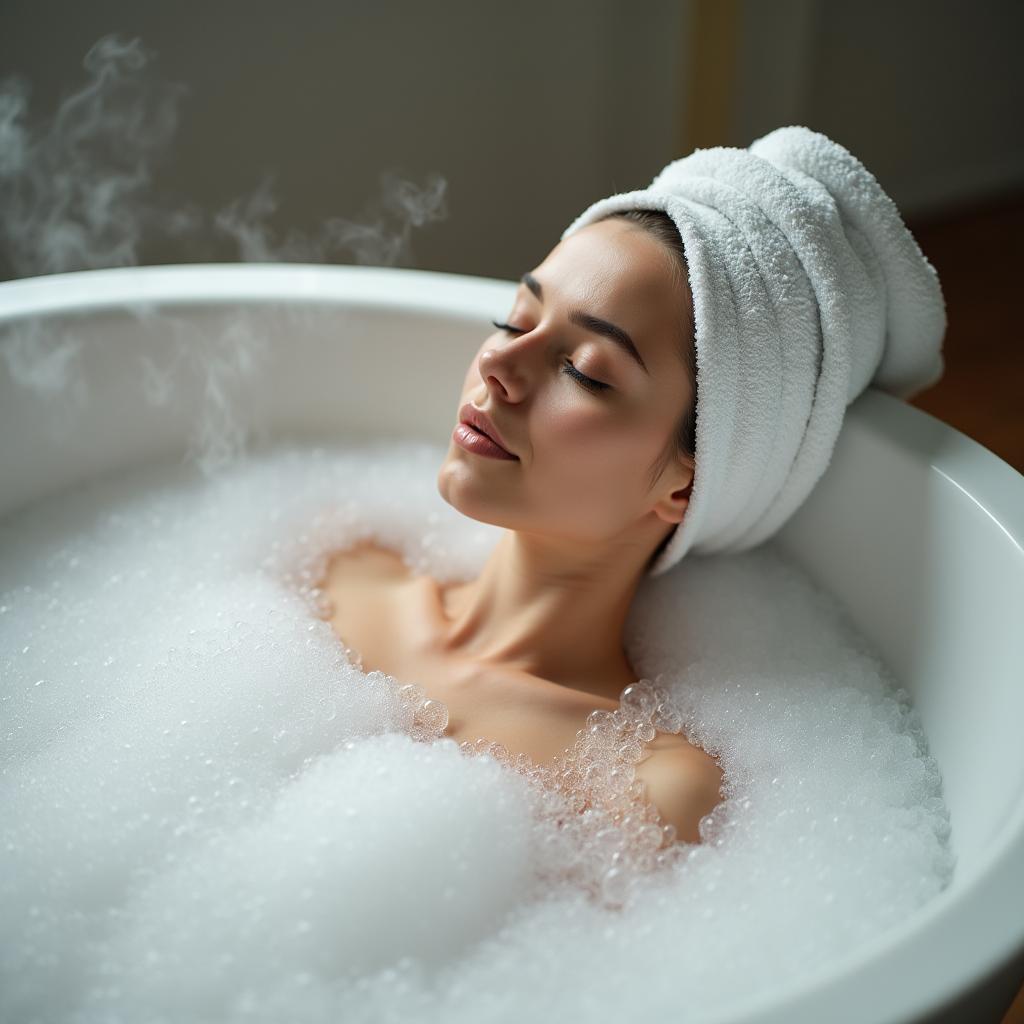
[560,124,946,577]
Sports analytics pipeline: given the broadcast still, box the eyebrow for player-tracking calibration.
[520,271,649,375]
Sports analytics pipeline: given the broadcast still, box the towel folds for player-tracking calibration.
[560,125,946,575]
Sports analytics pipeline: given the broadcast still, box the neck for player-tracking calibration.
[432,530,650,698]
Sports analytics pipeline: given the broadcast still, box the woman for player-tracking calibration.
[320,209,724,846]
[318,125,946,849]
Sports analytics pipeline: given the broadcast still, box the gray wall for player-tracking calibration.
[1,0,1020,285]
[735,0,1024,218]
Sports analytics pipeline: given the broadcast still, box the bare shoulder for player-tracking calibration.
[324,538,411,587]
[636,741,725,845]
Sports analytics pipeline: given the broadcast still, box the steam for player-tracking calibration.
[0,35,200,279]
[0,32,449,475]
[215,168,449,266]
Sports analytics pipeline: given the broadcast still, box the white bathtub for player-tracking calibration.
[1,263,1022,1024]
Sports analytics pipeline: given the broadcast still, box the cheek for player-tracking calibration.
[538,406,656,498]
[554,405,643,460]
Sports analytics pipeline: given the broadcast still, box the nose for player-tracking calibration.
[478,324,549,402]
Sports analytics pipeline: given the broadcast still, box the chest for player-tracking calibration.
[323,585,618,770]
[320,565,623,769]
[312,544,727,847]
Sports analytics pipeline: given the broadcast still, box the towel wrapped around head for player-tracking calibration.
[560,124,947,577]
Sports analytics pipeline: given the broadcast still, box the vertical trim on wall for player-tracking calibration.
[683,0,741,154]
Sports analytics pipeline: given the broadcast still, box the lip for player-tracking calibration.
[457,403,518,459]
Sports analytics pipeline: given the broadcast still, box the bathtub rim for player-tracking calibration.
[1,261,1023,1024]
[0,260,516,323]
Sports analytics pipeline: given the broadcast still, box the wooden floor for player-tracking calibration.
[906,190,1024,474]
[904,190,1024,1024]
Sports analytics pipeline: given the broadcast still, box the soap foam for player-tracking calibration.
[0,441,955,1023]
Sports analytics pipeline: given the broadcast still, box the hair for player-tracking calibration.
[595,209,698,572]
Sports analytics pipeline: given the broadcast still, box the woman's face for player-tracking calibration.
[437,217,695,553]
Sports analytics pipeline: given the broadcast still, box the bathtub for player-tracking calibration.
[0,263,1021,1024]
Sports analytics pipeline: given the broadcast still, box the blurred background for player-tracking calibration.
[1,0,1022,478]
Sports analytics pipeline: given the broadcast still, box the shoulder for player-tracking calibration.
[636,742,725,845]
[321,541,413,630]
[324,539,411,588]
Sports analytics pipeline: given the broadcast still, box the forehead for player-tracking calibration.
[537,219,686,343]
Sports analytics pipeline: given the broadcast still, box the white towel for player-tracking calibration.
[560,124,947,576]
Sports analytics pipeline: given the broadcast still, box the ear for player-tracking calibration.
[652,467,694,527]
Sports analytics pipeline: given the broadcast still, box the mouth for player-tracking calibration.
[455,403,519,461]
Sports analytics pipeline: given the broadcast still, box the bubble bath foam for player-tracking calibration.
[0,440,955,1024]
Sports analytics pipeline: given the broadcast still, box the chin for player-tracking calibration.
[436,465,509,530]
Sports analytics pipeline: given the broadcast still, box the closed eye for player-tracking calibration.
[490,319,611,395]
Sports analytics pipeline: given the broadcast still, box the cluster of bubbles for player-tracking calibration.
[396,668,688,910]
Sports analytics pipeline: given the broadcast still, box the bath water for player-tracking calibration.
[0,440,955,1023]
